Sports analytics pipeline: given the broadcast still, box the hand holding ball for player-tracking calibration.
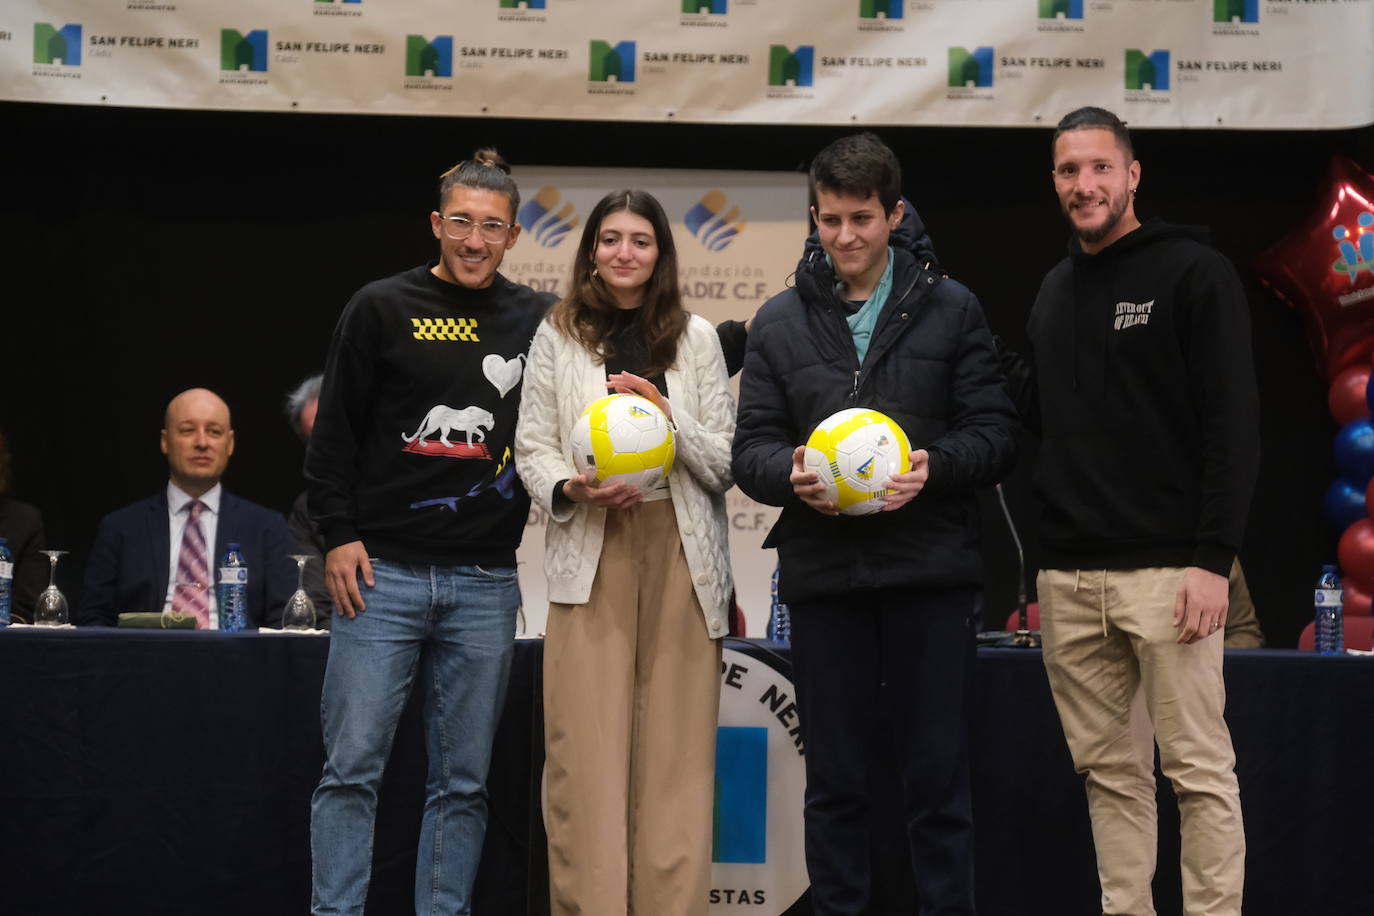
[802,409,913,516]
[567,394,675,500]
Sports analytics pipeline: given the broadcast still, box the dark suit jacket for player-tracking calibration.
[0,496,47,624]
[78,489,295,628]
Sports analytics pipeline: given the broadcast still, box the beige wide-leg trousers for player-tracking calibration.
[1039,567,1245,916]
[543,499,722,916]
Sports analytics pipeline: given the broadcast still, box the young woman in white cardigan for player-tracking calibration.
[514,189,735,916]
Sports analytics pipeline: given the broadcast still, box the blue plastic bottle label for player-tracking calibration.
[0,562,12,579]
[1315,589,1341,606]
[218,567,249,584]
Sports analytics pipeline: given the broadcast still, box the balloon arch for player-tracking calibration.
[1257,155,1374,615]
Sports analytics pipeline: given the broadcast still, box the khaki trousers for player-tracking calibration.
[1039,567,1245,916]
[543,499,722,916]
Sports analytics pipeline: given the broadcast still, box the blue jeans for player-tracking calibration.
[310,560,519,916]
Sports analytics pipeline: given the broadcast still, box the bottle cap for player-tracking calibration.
[0,537,7,545]
[227,542,241,550]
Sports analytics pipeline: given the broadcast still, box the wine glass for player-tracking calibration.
[281,554,317,631]
[34,550,69,627]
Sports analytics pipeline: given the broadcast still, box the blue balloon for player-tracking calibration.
[1334,418,1374,484]
[1325,477,1370,531]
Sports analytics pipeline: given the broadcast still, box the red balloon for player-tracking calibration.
[1329,365,1373,424]
[1342,577,1373,617]
[1337,517,1374,591]
[1254,155,1374,382]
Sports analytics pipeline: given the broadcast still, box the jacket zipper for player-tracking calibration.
[845,270,926,406]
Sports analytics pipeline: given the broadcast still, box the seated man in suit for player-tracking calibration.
[78,388,294,628]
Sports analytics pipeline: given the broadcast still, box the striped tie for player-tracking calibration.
[173,500,211,629]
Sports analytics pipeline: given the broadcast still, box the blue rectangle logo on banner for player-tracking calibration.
[713,726,768,863]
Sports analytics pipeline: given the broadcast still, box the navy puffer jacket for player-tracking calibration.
[731,202,1018,604]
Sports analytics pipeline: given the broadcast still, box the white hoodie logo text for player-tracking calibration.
[1114,299,1154,331]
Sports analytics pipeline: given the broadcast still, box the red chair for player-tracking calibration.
[1297,616,1374,651]
[1003,603,1040,632]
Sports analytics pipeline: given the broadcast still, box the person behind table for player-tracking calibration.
[1017,107,1256,916]
[514,189,735,916]
[0,429,48,624]
[283,372,332,624]
[731,132,1017,915]
[78,388,294,628]
[306,149,556,915]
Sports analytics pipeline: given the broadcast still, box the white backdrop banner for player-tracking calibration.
[4,0,1371,129]
[510,165,808,638]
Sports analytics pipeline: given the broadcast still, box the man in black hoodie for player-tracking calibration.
[1024,108,1256,916]
[733,133,1016,915]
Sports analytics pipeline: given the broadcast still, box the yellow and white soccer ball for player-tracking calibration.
[803,408,912,516]
[568,394,676,497]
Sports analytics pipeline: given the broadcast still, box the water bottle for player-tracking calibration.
[0,538,12,627]
[217,543,249,633]
[1314,565,1344,656]
[767,563,790,644]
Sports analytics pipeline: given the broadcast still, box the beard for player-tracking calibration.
[1065,192,1129,245]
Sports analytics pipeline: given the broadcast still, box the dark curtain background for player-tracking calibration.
[2,100,1370,646]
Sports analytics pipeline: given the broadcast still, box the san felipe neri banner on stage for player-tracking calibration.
[4,0,1372,129]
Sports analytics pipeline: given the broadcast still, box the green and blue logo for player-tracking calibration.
[1213,0,1258,23]
[589,40,635,82]
[1334,212,1374,283]
[1038,0,1082,18]
[685,192,745,252]
[948,46,993,88]
[501,0,547,8]
[220,29,268,72]
[712,727,767,863]
[860,0,903,18]
[33,23,81,66]
[682,0,727,12]
[406,35,453,77]
[518,187,580,248]
[768,45,813,87]
[1125,49,1169,90]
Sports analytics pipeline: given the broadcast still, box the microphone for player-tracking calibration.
[975,482,1042,648]
[994,483,1040,648]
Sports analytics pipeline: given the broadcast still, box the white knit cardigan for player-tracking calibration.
[514,314,736,638]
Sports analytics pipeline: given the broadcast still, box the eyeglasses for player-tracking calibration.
[440,215,513,242]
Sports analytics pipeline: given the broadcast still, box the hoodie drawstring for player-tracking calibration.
[1072,569,1110,637]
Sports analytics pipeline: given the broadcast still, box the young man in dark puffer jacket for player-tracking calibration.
[732,132,1017,916]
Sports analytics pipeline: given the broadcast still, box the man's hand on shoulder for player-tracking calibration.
[326,541,374,619]
[1173,566,1228,644]
[790,445,837,516]
[882,449,930,511]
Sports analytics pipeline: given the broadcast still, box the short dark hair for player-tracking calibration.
[809,132,902,215]
[1052,107,1134,161]
[437,147,521,219]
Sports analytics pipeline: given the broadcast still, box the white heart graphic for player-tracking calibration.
[483,354,524,398]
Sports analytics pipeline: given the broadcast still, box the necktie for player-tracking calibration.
[173,500,211,629]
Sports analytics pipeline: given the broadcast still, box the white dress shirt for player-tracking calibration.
[163,482,222,627]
